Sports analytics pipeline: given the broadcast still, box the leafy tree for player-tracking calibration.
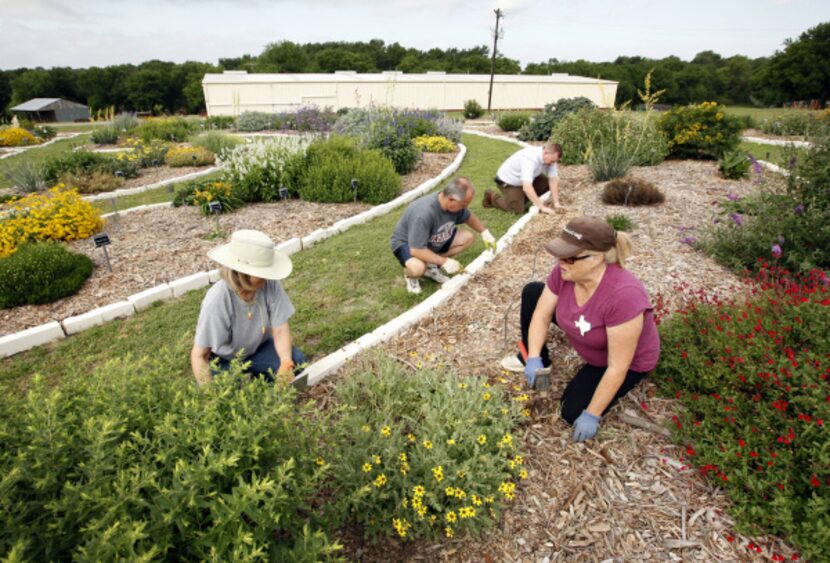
[315,49,375,73]
[257,41,311,73]
[759,21,830,104]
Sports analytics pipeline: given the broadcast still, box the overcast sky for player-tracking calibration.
[1,0,828,70]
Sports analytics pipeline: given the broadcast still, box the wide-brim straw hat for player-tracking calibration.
[208,229,292,280]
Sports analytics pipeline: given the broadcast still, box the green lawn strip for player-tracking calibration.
[50,122,111,133]
[0,133,521,389]
[0,134,91,190]
[91,170,222,214]
[738,141,806,168]
[725,105,816,126]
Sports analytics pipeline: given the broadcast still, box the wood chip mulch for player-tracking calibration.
[0,151,457,337]
[306,150,798,561]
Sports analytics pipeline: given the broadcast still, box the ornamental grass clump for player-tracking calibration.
[601,177,665,206]
[0,241,92,308]
[0,355,341,561]
[326,358,527,541]
[0,186,104,258]
[655,265,830,561]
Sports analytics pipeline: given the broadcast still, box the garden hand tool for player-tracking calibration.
[518,341,550,391]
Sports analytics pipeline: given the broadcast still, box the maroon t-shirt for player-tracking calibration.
[546,263,660,372]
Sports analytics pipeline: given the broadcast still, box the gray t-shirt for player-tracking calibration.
[496,146,558,186]
[390,193,471,252]
[194,279,295,360]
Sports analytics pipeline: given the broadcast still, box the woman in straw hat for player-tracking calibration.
[501,216,660,442]
[191,229,305,386]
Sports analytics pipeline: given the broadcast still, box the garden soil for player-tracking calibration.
[309,148,797,560]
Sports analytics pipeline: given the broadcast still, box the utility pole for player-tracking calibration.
[487,8,504,112]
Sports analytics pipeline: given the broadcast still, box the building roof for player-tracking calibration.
[11,98,89,111]
[203,71,617,86]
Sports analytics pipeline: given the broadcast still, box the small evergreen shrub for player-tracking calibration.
[0,241,93,308]
[413,135,456,153]
[165,146,215,167]
[90,125,120,145]
[376,135,421,175]
[605,213,635,232]
[517,97,595,142]
[327,359,526,541]
[189,131,242,157]
[601,177,665,206]
[298,136,400,204]
[718,150,750,179]
[0,357,340,560]
[463,99,484,119]
[659,101,743,159]
[496,111,531,132]
[58,169,123,194]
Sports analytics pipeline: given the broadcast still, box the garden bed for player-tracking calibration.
[0,151,457,337]
[308,159,797,561]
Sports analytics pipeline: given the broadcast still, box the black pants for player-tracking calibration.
[519,281,648,425]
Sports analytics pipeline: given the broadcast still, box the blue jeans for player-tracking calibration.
[213,338,306,383]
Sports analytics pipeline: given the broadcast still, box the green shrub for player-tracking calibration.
[30,124,57,140]
[605,213,635,231]
[298,135,400,204]
[189,131,242,157]
[221,136,312,203]
[43,151,139,184]
[0,241,92,308]
[601,177,665,206]
[235,111,279,132]
[90,125,120,145]
[759,110,829,137]
[0,356,341,560]
[496,111,531,132]
[112,113,139,132]
[518,96,595,142]
[659,101,743,159]
[552,109,668,166]
[165,146,215,167]
[326,358,526,541]
[3,160,46,192]
[718,150,750,179]
[656,266,830,561]
[463,99,484,119]
[135,117,200,142]
[376,135,421,175]
[204,115,235,130]
[58,169,123,194]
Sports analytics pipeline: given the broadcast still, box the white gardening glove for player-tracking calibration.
[441,257,462,275]
[481,229,496,252]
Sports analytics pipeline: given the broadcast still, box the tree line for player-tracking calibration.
[1,22,826,118]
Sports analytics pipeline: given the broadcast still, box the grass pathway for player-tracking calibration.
[1,133,521,389]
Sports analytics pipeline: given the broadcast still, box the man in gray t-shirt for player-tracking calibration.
[390,176,495,294]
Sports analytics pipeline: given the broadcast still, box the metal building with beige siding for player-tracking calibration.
[202,71,618,115]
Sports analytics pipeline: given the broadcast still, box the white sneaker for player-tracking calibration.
[405,275,422,294]
[423,265,450,284]
[500,354,525,373]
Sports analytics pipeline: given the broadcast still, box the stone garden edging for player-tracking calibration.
[0,145,467,359]
[0,133,84,161]
[741,135,812,148]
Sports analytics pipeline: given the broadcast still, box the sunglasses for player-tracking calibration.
[559,254,593,265]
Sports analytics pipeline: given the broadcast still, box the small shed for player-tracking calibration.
[10,98,90,123]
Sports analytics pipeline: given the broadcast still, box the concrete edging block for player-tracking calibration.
[0,321,65,359]
[128,284,174,311]
[170,272,210,298]
[300,229,331,250]
[277,237,302,256]
[96,301,136,322]
[306,349,349,386]
[61,310,104,335]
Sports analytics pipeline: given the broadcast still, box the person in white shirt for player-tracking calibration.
[483,141,566,215]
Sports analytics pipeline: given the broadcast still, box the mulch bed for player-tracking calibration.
[305,152,797,561]
[0,151,456,336]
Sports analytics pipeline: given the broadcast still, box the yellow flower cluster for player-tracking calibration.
[392,517,411,538]
[0,186,104,257]
[192,182,233,206]
[166,145,215,167]
[413,135,457,153]
[498,480,516,500]
[0,127,40,147]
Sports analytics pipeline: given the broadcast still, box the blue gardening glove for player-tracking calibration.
[572,410,601,442]
[524,356,543,387]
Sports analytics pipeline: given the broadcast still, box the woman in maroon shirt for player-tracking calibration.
[502,216,660,442]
